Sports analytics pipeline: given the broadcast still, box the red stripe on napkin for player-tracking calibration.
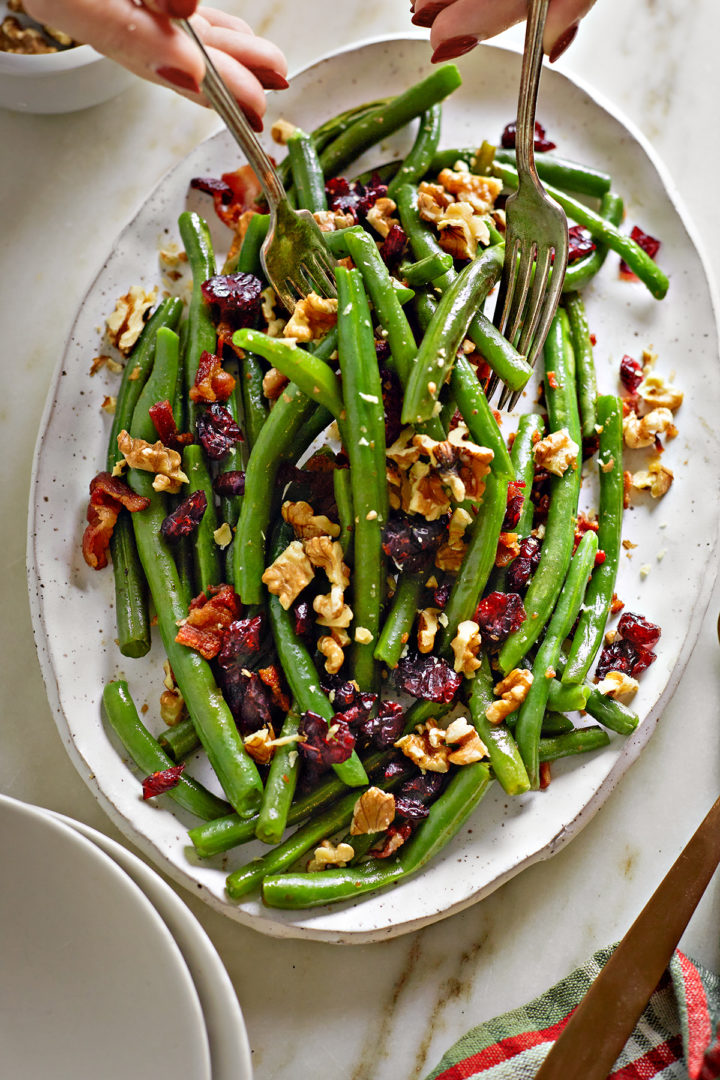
[434,1013,576,1079]
[609,1034,683,1078]
[678,951,713,1079]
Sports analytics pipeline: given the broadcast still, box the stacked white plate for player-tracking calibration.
[0,793,252,1080]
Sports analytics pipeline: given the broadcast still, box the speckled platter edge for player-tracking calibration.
[27,36,720,942]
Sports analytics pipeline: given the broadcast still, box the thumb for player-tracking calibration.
[142,0,198,18]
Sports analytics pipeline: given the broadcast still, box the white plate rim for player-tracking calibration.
[26,35,720,943]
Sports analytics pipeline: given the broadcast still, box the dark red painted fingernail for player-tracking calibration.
[251,66,289,91]
[156,65,200,93]
[155,0,196,16]
[243,106,264,133]
[548,22,578,63]
[430,35,478,63]
[411,2,447,28]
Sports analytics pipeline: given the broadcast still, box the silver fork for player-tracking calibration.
[488,0,569,410]
[177,19,337,313]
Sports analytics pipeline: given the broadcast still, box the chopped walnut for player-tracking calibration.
[313,585,353,629]
[404,461,453,520]
[622,407,675,449]
[116,430,188,494]
[307,839,355,872]
[101,396,117,414]
[437,201,491,259]
[283,293,338,343]
[596,670,640,701]
[436,507,473,572]
[485,668,533,724]
[365,197,400,238]
[436,167,503,214]
[638,372,683,412]
[350,788,396,835]
[450,620,482,678]
[270,118,296,144]
[90,354,123,376]
[354,626,373,644]
[304,535,349,587]
[106,286,157,355]
[386,427,422,470]
[317,634,345,674]
[282,500,340,541]
[631,455,674,498]
[416,426,494,503]
[444,716,488,765]
[533,428,579,477]
[244,726,277,765]
[417,607,440,654]
[213,522,233,549]
[261,287,287,337]
[417,181,455,222]
[313,209,356,233]
[262,367,289,401]
[395,720,450,773]
[0,15,56,52]
[160,688,186,727]
[261,540,314,609]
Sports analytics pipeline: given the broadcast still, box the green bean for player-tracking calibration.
[563,396,624,684]
[562,192,624,293]
[402,699,453,731]
[491,161,669,299]
[439,472,509,652]
[403,244,504,424]
[262,761,492,908]
[239,350,269,452]
[158,717,200,762]
[451,355,515,480]
[216,360,244,530]
[182,444,222,593]
[255,710,302,845]
[337,266,387,688]
[493,149,612,199]
[399,251,454,287]
[233,329,345,421]
[515,530,598,787]
[131,327,181,441]
[287,129,328,212]
[178,212,217,430]
[540,711,575,736]
[466,656,530,795]
[498,310,581,674]
[387,103,442,199]
[374,572,425,669]
[333,467,354,560]
[564,292,597,439]
[223,212,270,276]
[539,727,610,762]
[512,414,545,534]
[553,651,639,736]
[546,679,590,713]
[103,681,230,820]
[267,523,368,787]
[396,183,531,390]
[319,65,462,179]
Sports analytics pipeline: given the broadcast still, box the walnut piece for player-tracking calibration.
[261,287,287,337]
[261,540,314,609]
[307,839,355,872]
[243,726,277,765]
[638,371,683,412]
[596,670,639,701]
[623,407,675,449]
[350,787,396,835]
[450,620,482,678]
[262,367,289,401]
[631,455,674,498]
[314,585,354,630]
[317,633,346,674]
[116,430,188,494]
[417,607,440,654]
[436,201,491,260]
[304,535,349,587]
[395,720,450,773]
[354,626,373,644]
[270,118,296,144]
[313,209,356,233]
[533,428,579,477]
[106,286,157,355]
[413,425,494,503]
[160,688,186,727]
[283,293,338,343]
[485,668,534,724]
[436,167,503,214]
[0,14,57,52]
[282,501,340,541]
[444,716,488,765]
[365,197,400,238]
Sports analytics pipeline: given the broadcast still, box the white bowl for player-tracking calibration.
[0,24,134,113]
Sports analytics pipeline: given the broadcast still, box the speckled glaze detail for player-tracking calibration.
[27,37,720,943]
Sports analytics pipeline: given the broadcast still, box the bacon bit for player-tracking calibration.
[175,585,241,659]
[610,593,625,615]
[191,165,264,228]
[142,763,185,800]
[495,532,520,568]
[620,226,661,279]
[573,513,599,554]
[623,470,633,509]
[492,409,503,426]
[148,399,194,451]
[189,351,236,404]
[258,665,292,713]
[589,333,597,346]
[81,472,150,570]
[539,762,552,790]
[546,371,558,390]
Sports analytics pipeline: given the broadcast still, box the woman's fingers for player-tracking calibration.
[542,0,597,58]
[194,19,288,89]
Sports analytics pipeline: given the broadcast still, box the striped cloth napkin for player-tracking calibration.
[424,946,720,1079]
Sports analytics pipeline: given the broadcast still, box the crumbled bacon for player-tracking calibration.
[142,763,185,799]
[175,585,241,659]
[189,350,236,404]
[573,513,599,553]
[81,472,150,570]
[148,399,194,451]
[620,226,661,279]
[191,165,264,227]
[160,490,207,542]
[258,664,292,713]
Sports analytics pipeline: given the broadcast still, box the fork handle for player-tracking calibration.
[514,0,550,184]
[177,18,286,211]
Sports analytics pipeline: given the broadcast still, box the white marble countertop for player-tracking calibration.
[3,2,720,1077]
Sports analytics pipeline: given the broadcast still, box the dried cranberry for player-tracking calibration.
[432,581,452,609]
[293,598,313,641]
[394,652,462,703]
[582,433,600,461]
[196,403,243,460]
[617,612,661,649]
[374,821,413,858]
[620,226,661,278]
[142,763,185,799]
[325,173,387,223]
[394,798,431,822]
[337,692,378,731]
[502,481,525,530]
[379,223,408,267]
[474,592,526,645]
[619,355,643,394]
[160,490,207,542]
[320,673,357,711]
[220,668,275,735]
[190,176,233,203]
[359,700,405,750]
[501,120,556,152]
[217,615,264,671]
[567,225,596,263]
[505,535,542,592]
[375,339,392,364]
[298,711,355,784]
[149,399,194,451]
[201,272,263,328]
[383,758,410,783]
[213,470,246,498]
[382,513,449,573]
[595,637,657,681]
[398,771,445,803]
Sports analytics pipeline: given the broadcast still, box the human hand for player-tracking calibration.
[411,0,598,64]
[22,0,288,130]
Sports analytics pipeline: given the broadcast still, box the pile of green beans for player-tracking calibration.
[91,69,667,913]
